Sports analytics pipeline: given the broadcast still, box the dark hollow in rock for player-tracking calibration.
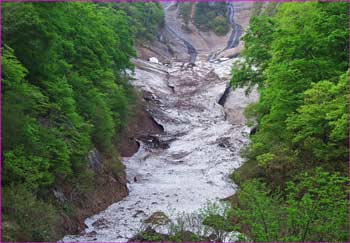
[218,85,231,106]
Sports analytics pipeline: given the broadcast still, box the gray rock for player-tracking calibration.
[144,211,170,225]
[87,148,102,173]
[53,188,67,203]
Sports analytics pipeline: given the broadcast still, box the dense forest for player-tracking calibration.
[179,2,230,36]
[2,2,163,241]
[111,2,164,42]
[229,2,349,241]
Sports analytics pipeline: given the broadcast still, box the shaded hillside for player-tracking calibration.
[179,2,230,36]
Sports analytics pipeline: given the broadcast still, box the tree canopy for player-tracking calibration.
[230,2,349,241]
[2,2,163,241]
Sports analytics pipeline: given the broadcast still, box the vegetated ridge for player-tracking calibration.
[2,2,164,241]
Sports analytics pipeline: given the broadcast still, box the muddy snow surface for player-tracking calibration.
[62,56,258,242]
[63,3,258,242]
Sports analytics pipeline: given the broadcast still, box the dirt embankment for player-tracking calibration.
[117,93,164,157]
[58,168,128,237]
[137,41,174,64]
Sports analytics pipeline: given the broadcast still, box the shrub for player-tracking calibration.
[2,185,59,241]
[232,169,348,241]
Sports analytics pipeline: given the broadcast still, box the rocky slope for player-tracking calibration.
[137,2,253,63]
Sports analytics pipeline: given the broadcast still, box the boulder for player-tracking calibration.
[144,211,170,225]
[53,188,67,203]
[149,57,159,64]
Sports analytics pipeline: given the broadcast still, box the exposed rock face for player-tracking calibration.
[91,218,110,229]
[57,145,131,238]
[164,3,231,55]
[57,172,128,239]
[117,98,164,157]
[148,57,159,64]
[87,148,102,173]
[231,2,254,31]
[59,168,128,236]
[137,2,253,64]
[53,188,67,204]
[218,85,231,106]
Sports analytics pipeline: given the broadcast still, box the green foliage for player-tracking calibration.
[210,16,230,36]
[231,15,275,92]
[68,168,95,206]
[230,158,264,186]
[137,203,237,242]
[112,2,164,42]
[196,201,236,239]
[203,214,233,232]
[2,185,59,241]
[231,2,348,177]
[109,157,126,180]
[193,3,230,36]
[257,153,276,168]
[251,2,265,16]
[233,180,281,241]
[2,1,136,189]
[230,2,349,241]
[232,169,348,241]
[252,2,280,17]
[287,73,348,169]
[179,3,192,24]
[284,169,348,241]
[138,230,165,242]
[169,231,203,242]
[138,227,203,242]
[263,3,280,16]
[3,149,54,191]
[2,46,47,152]
[1,2,152,241]
[169,203,235,241]
[3,47,72,191]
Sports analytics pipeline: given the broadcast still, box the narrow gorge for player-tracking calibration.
[63,2,257,242]
[3,2,348,242]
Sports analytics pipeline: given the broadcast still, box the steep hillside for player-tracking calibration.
[229,2,348,241]
[137,2,253,63]
[1,2,165,241]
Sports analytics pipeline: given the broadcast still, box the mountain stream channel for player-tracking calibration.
[63,2,258,242]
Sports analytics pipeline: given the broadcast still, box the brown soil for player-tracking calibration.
[137,42,173,64]
[58,170,128,236]
[117,95,164,157]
